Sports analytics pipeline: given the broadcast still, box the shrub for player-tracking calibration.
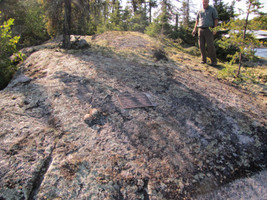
[177,26,197,46]
[145,21,162,38]
[0,12,21,89]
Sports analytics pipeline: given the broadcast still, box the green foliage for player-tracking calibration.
[0,0,23,24]
[214,0,235,23]
[95,1,129,33]
[128,12,149,32]
[0,12,20,89]
[176,25,197,45]
[0,0,49,47]
[215,36,239,62]
[217,21,260,64]
[158,0,173,37]
[41,0,63,37]
[20,1,49,47]
[0,19,19,57]
[145,20,162,37]
[217,62,263,85]
[33,0,174,40]
[71,6,90,35]
[217,63,238,80]
[216,0,262,76]
[105,0,125,32]
[145,0,174,38]
[250,14,267,30]
[120,8,132,31]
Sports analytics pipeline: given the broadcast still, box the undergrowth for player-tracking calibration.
[217,62,266,89]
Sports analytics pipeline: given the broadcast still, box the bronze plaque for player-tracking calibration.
[117,93,155,109]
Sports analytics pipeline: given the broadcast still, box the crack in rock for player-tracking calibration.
[27,154,53,200]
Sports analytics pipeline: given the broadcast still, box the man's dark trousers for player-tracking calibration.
[198,28,217,64]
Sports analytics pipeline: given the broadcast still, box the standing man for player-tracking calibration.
[192,0,218,66]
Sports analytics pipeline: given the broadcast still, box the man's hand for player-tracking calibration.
[192,19,198,37]
[192,29,197,37]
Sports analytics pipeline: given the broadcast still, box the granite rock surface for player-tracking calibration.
[0,32,266,200]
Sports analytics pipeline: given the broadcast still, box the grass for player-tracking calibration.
[215,61,267,96]
[217,62,266,83]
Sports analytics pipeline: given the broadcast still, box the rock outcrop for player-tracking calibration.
[0,32,266,200]
[196,170,267,200]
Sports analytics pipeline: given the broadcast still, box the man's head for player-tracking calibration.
[202,0,209,9]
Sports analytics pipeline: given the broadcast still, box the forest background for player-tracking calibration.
[0,0,266,89]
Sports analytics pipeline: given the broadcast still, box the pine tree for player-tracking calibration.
[71,0,91,35]
[218,0,263,76]
[148,0,157,23]
[158,0,172,36]
[250,13,267,30]
[41,0,64,37]
[236,0,262,76]
[41,0,92,48]
[213,0,235,23]
[181,0,190,27]
[109,0,122,30]
[145,0,174,37]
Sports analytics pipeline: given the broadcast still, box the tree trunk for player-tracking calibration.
[186,0,189,27]
[175,14,179,31]
[132,0,137,13]
[149,0,152,23]
[237,1,252,76]
[63,0,71,49]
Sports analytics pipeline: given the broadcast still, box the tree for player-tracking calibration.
[109,0,122,30]
[41,0,92,48]
[236,0,262,75]
[148,0,157,23]
[213,0,235,23]
[0,0,49,47]
[19,0,49,47]
[145,0,176,38]
[131,0,146,14]
[0,0,21,22]
[127,0,149,32]
[217,0,263,76]
[159,0,173,36]
[213,0,236,62]
[181,0,190,27]
[63,0,71,49]
[250,13,267,30]
[0,12,20,62]
[71,0,91,35]
[41,0,64,37]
